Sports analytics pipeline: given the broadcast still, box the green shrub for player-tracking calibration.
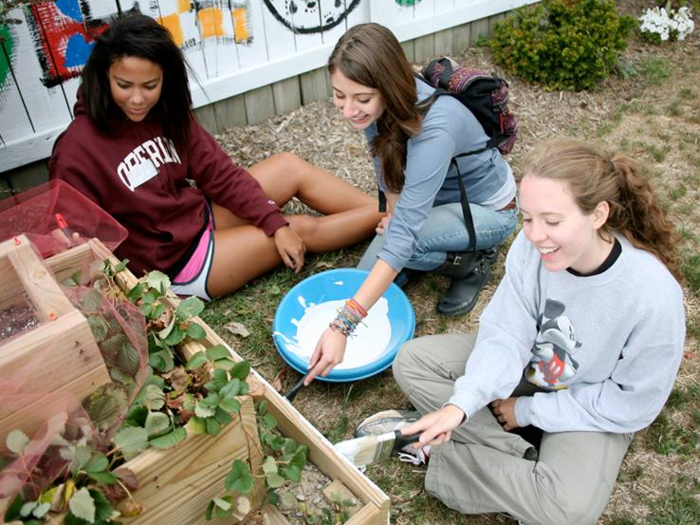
[490,0,636,91]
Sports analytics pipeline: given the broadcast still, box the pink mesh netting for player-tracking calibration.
[0,180,128,258]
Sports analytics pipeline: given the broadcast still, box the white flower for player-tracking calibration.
[639,6,695,42]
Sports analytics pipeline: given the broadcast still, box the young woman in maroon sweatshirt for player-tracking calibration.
[50,14,381,300]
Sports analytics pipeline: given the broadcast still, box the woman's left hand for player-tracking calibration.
[273,225,306,272]
[490,397,519,431]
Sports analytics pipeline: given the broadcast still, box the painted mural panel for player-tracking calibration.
[1,0,532,172]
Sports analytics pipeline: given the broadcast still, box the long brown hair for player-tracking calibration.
[328,23,423,192]
[520,138,681,280]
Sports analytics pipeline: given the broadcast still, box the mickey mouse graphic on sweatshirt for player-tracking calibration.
[526,299,581,388]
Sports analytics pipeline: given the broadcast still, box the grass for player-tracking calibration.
[201,27,700,525]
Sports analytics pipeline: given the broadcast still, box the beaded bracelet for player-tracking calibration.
[329,298,367,337]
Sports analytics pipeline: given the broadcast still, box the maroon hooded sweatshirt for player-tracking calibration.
[49,97,287,276]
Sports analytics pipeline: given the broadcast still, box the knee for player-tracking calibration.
[392,338,425,392]
[269,152,306,172]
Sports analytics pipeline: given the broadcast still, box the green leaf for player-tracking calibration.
[85,453,109,474]
[88,471,117,485]
[224,460,253,494]
[163,323,185,346]
[261,413,278,431]
[113,259,129,272]
[175,296,205,320]
[205,417,222,436]
[195,401,217,419]
[114,427,149,455]
[149,427,186,449]
[157,317,176,340]
[89,488,115,522]
[144,270,170,294]
[212,497,231,511]
[212,358,236,370]
[214,407,233,426]
[6,429,30,455]
[281,438,298,456]
[266,472,286,489]
[73,446,92,471]
[262,456,278,475]
[219,378,243,398]
[20,502,37,517]
[185,351,208,371]
[186,416,207,434]
[81,289,103,313]
[204,369,229,392]
[283,464,302,484]
[141,384,166,411]
[32,502,50,518]
[87,315,110,342]
[145,412,171,437]
[205,345,230,361]
[127,283,144,302]
[187,323,207,340]
[69,488,95,523]
[230,361,251,381]
[205,501,214,521]
[218,397,241,414]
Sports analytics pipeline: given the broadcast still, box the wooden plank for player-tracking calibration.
[434,28,455,57]
[120,397,265,524]
[272,76,302,116]
[300,68,331,105]
[413,34,435,65]
[261,505,293,525]
[6,239,75,319]
[470,17,490,47]
[195,104,220,135]
[346,503,382,525]
[453,22,472,55]
[213,94,248,131]
[323,479,362,517]
[489,12,508,36]
[6,159,49,194]
[244,84,276,125]
[401,40,415,64]
[0,310,111,447]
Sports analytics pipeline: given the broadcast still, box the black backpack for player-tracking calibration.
[416,57,518,253]
[420,57,518,155]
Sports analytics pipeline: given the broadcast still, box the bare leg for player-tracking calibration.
[206,153,382,296]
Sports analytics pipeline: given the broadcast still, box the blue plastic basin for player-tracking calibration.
[272,269,415,382]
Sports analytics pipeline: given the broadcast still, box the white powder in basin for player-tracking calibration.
[275,297,392,370]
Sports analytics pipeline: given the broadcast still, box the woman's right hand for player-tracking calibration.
[304,327,348,385]
[400,404,466,447]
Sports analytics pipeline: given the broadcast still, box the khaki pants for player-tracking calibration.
[392,333,633,525]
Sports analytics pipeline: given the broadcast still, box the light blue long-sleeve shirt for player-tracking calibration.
[365,78,516,271]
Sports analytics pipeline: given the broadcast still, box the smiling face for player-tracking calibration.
[331,69,386,130]
[519,174,612,274]
[108,56,163,122]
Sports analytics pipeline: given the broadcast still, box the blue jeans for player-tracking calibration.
[357,202,518,272]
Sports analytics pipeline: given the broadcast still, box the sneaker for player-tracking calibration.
[398,444,430,465]
[354,409,421,438]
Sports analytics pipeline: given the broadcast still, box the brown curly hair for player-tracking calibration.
[520,138,681,280]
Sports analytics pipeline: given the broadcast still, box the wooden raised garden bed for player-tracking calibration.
[0,235,111,448]
[44,240,391,525]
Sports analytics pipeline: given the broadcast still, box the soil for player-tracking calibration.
[0,304,40,344]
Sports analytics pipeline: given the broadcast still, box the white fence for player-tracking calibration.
[0,0,536,172]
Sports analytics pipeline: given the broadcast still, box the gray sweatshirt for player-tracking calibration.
[447,231,685,434]
[364,79,516,271]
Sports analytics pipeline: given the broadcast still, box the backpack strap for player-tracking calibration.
[452,158,477,253]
